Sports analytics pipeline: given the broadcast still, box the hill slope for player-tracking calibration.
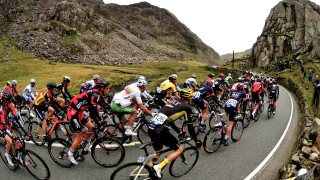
[0,0,220,65]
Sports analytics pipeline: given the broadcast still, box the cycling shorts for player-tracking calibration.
[225,105,238,121]
[153,95,167,108]
[148,127,180,151]
[34,104,49,121]
[24,94,33,102]
[269,92,277,102]
[252,92,260,104]
[111,102,134,120]
[193,97,207,110]
[68,109,90,133]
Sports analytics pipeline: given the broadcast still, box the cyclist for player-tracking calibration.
[34,82,65,140]
[154,75,180,107]
[67,79,110,165]
[79,74,100,93]
[56,76,73,104]
[183,74,199,90]
[23,78,38,118]
[214,73,228,101]
[193,80,221,133]
[149,89,202,178]
[269,80,279,115]
[243,77,251,95]
[0,91,29,166]
[125,76,153,99]
[222,83,247,146]
[200,73,215,88]
[111,79,154,136]
[159,74,181,92]
[3,80,22,107]
[225,73,234,86]
[251,78,264,116]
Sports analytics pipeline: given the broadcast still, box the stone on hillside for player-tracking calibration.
[312,118,320,149]
[311,146,320,155]
[302,138,308,145]
[292,153,300,164]
[302,146,312,156]
[309,153,319,161]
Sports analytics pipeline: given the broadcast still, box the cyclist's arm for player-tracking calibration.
[173,92,180,99]
[137,103,152,115]
[169,121,181,134]
[185,107,197,142]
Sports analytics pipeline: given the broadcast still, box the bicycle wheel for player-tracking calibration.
[208,111,218,129]
[267,104,272,119]
[48,138,73,167]
[243,114,251,128]
[54,124,74,141]
[0,139,18,171]
[203,127,222,153]
[137,122,150,143]
[29,121,46,146]
[11,127,26,149]
[182,118,200,136]
[169,147,199,177]
[110,162,154,180]
[23,150,50,180]
[253,109,260,122]
[231,120,244,142]
[91,137,125,167]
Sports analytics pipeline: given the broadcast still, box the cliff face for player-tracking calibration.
[252,0,320,67]
[0,0,220,65]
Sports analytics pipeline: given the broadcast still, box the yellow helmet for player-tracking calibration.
[180,89,194,99]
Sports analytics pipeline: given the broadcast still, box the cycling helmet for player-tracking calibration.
[2,91,12,102]
[6,81,11,86]
[137,79,148,87]
[208,73,214,78]
[257,78,262,82]
[180,89,194,99]
[12,80,17,86]
[93,74,100,80]
[192,74,196,78]
[246,77,250,81]
[47,82,57,90]
[30,78,36,83]
[63,76,71,82]
[96,78,110,88]
[237,83,244,89]
[169,75,177,81]
[228,73,232,77]
[206,80,214,87]
[269,80,273,84]
[138,76,146,81]
[219,73,225,78]
[238,77,242,82]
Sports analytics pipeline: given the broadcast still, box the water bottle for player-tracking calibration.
[80,138,88,149]
[59,124,67,135]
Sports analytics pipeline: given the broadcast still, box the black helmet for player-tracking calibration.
[63,76,71,83]
[96,78,110,88]
[2,91,12,102]
[47,82,57,90]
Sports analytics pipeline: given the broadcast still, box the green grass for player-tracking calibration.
[0,38,218,96]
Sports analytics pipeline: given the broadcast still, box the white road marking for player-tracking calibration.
[244,86,294,180]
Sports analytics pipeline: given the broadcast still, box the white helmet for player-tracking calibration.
[93,74,100,80]
[138,76,146,81]
[63,76,71,82]
[137,79,148,87]
[12,80,17,86]
[228,73,232,77]
[192,74,196,78]
[30,78,36,83]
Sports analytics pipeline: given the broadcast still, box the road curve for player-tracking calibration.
[0,86,298,180]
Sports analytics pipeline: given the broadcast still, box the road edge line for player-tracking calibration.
[244,85,294,180]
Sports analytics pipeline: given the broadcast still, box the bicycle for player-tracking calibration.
[110,136,199,179]
[0,136,50,180]
[267,98,275,119]
[48,125,125,168]
[203,112,244,153]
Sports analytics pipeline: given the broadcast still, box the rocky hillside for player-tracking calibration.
[0,0,220,65]
[251,0,320,67]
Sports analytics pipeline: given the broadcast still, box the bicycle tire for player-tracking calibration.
[231,120,244,142]
[253,109,260,122]
[0,139,18,171]
[23,150,50,180]
[11,127,26,148]
[48,138,73,167]
[243,114,251,128]
[208,111,218,129]
[110,162,154,180]
[137,122,150,143]
[169,146,199,177]
[29,121,46,146]
[267,104,272,119]
[91,137,125,167]
[182,117,200,136]
[54,123,73,141]
[203,127,222,153]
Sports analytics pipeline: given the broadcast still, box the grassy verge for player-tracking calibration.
[0,38,218,95]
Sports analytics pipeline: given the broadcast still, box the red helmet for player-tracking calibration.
[219,73,225,78]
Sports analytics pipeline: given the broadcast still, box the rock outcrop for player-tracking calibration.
[252,0,320,67]
[0,0,220,65]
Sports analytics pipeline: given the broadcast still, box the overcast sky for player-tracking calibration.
[103,0,320,55]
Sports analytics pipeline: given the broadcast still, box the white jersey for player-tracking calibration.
[81,80,95,89]
[184,78,198,86]
[113,86,143,107]
[125,82,153,99]
[232,83,240,91]
[23,84,38,100]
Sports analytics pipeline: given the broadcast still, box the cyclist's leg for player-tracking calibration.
[201,100,209,124]
[127,104,137,127]
[57,97,65,108]
[4,134,13,153]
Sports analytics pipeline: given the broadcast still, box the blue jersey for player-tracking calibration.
[225,90,246,108]
[193,87,214,100]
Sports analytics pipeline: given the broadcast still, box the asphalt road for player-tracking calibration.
[0,86,297,180]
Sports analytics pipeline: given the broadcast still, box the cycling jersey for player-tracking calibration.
[192,87,217,110]
[159,80,181,92]
[243,81,250,94]
[56,84,72,101]
[34,91,53,106]
[23,85,38,101]
[252,82,263,93]
[125,82,153,99]
[158,82,177,97]
[183,78,198,89]
[113,86,143,107]
[225,76,233,87]
[225,90,246,121]
[269,84,279,101]
[200,77,214,88]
